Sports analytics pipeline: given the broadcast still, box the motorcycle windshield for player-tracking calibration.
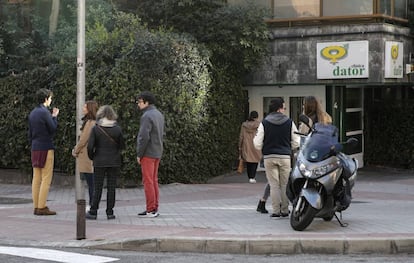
[302,123,340,162]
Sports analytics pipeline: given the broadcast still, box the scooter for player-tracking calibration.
[286,115,358,231]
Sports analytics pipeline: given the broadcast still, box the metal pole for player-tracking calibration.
[76,0,86,240]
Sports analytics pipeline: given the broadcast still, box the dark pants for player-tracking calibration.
[246,162,258,179]
[90,167,119,216]
[81,172,94,206]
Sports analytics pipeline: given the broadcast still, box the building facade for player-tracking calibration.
[234,0,414,167]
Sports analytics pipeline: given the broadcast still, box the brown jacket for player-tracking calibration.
[73,120,95,173]
[239,120,262,163]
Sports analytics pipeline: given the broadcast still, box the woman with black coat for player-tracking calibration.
[86,105,125,220]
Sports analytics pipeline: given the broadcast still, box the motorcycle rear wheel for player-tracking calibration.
[290,198,317,231]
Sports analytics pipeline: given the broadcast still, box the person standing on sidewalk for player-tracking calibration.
[136,91,165,218]
[72,100,98,209]
[253,98,300,218]
[28,88,59,216]
[86,105,124,220]
[238,111,262,184]
[298,95,332,134]
[256,183,270,214]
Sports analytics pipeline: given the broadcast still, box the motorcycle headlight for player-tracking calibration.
[298,160,339,178]
[312,162,339,177]
[299,161,312,177]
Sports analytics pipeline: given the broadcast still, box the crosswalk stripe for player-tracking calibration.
[0,246,119,263]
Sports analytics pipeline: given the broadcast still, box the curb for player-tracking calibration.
[88,237,414,254]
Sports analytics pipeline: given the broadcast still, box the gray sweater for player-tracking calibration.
[136,105,165,159]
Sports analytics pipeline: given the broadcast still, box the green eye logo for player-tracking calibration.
[391,44,399,60]
[321,44,348,64]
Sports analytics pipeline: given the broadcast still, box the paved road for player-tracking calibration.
[0,167,413,254]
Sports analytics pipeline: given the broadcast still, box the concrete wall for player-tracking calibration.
[246,23,413,85]
[0,169,74,186]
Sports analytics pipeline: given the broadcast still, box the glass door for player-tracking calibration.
[345,86,364,167]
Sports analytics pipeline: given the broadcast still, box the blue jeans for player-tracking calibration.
[80,172,94,206]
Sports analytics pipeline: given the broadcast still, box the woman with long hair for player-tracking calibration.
[299,96,332,134]
[72,100,98,209]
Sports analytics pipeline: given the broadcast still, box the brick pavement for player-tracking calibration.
[0,167,413,254]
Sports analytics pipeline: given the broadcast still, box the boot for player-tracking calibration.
[256,200,268,214]
[36,206,56,216]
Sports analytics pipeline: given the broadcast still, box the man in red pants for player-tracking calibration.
[136,91,165,218]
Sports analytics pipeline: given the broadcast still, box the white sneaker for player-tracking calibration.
[147,211,159,218]
[138,211,159,218]
[249,178,257,183]
[85,205,90,212]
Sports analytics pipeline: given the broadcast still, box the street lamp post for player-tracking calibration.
[76,0,86,240]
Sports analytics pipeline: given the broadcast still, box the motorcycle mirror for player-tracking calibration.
[346,137,359,146]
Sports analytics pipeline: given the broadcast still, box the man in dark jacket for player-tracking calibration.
[136,91,165,218]
[28,88,59,216]
[254,98,300,218]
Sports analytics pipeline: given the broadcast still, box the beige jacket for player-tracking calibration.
[239,120,262,163]
[298,117,314,135]
[73,120,95,173]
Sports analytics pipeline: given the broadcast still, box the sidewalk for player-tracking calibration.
[0,167,413,254]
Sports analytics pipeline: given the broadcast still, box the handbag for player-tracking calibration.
[97,125,119,146]
[237,159,244,174]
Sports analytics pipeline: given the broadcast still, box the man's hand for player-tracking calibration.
[52,107,59,117]
[136,157,141,165]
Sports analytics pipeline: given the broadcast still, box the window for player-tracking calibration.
[227,0,409,20]
[379,0,392,15]
[346,88,363,108]
[379,0,408,17]
[289,97,303,126]
[323,0,373,16]
[345,87,363,155]
[394,0,408,18]
[274,0,319,18]
[345,111,363,131]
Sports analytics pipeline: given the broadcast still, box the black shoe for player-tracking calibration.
[256,200,269,214]
[138,210,159,218]
[86,212,97,220]
[270,213,281,218]
[138,210,147,216]
[281,211,290,217]
[107,214,116,220]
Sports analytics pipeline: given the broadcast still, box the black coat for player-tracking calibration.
[87,123,125,168]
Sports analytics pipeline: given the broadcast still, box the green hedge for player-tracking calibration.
[0,12,246,184]
[0,0,271,184]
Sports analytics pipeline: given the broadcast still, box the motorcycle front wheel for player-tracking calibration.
[290,198,317,231]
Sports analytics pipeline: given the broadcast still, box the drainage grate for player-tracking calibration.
[0,197,32,204]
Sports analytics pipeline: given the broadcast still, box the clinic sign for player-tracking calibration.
[384,41,403,78]
[317,41,369,79]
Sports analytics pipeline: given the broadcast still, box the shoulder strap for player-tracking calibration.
[96,125,118,146]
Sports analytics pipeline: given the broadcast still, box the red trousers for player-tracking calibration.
[141,157,160,212]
